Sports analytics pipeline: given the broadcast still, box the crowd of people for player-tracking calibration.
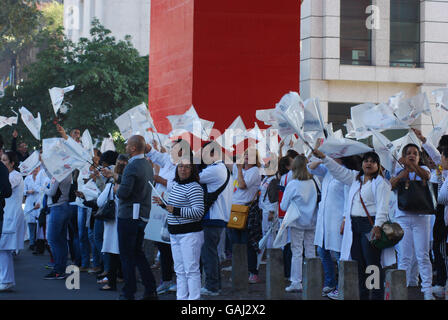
[0,124,447,301]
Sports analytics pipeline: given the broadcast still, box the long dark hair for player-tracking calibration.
[356,152,383,182]
[3,151,18,170]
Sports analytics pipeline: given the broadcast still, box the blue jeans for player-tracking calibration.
[317,246,340,288]
[228,228,258,275]
[67,205,81,266]
[28,222,37,247]
[200,226,224,292]
[118,218,156,299]
[350,217,384,300]
[77,207,91,268]
[47,203,71,274]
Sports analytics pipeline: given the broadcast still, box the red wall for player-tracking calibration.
[149,0,301,135]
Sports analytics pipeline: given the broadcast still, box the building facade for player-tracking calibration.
[63,0,151,56]
[300,0,448,136]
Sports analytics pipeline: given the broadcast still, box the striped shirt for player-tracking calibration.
[167,181,205,234]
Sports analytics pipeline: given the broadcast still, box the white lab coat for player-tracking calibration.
[280,179,318,230]
[0,170,25,251]
[23,174,41,224]
[309,163,348,252]
[97,183,119,255]
[322,157,396,267]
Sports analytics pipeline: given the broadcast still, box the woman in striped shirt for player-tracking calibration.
[153,158,205,300]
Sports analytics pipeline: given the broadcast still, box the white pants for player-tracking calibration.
[289,227,316,285]
[397,215,432,293]
[0,250,15,285]
[170,231,204,300]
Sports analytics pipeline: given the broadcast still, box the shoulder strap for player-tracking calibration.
[211,166,231,197]
[359,183,374,226]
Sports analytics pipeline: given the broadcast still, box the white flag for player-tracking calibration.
[388,91,405,112]
[395,93,431,125]
[167,105,214,140]
[256,108,278,126]
[19,106,41,140]
[344,119,357,139]
[100,133,116,153]
[114,103,154,140]
[49,85,75,115]
[41,138,86,182]
[428,113,448,147]
[246,122,264,141]
[81,129,94,157]
[0,115,18,129]
[351,103,407,139]
[371,131,395,172]
[303,98,325,133]
[275,92,305,137]
[319,136,373,158]
[78,179,100,201]
[432,88,448,112]
[18,150,41,176]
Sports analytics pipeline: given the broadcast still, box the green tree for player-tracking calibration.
[0,19,148,154]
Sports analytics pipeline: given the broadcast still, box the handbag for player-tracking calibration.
[227,192,258,230]
[396,174,437,214]
[94,184,115,221]
[359,183,404,250]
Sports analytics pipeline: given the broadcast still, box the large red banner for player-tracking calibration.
[149,0,301,134]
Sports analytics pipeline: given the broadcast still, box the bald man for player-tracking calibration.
[116,135,157,300]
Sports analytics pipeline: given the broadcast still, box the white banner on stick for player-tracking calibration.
[49,85,75,115]
[18,150,41,176]
[19,106,41,140]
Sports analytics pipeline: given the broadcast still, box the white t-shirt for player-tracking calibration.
[351,180,376,218]
[232,165,261,205]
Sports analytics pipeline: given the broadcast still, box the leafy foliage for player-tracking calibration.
[0,19,148,154]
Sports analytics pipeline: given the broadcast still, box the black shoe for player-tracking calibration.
[29,245,35,251]
[44,271,67,280]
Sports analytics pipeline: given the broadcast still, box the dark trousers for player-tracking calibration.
[228,228,258,275]
[118,218,156,299]
[155,241,174,282]
[107,253,122,289]
[350,217,384,300]
[433,205,448,286]
[200,226,223,291]
[283,243,292,278]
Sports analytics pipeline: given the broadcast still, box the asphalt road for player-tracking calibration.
[0,240,426,301]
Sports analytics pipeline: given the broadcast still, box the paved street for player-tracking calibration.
[2,240,428,301]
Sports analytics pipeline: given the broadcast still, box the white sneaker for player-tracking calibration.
[327,289,342,300]
[432,285,445,299]
[201,287,219,296]
[322,286,336,297]
[285,282,302,293]
[0,283,14,292]
[221,266,232,272]
[156,281,173,295]
[424,291,435,300]
[168,283,177,292]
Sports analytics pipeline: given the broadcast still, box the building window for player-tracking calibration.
[390,0,420,68]
[328,102,357,134]
[340,0,372,66]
